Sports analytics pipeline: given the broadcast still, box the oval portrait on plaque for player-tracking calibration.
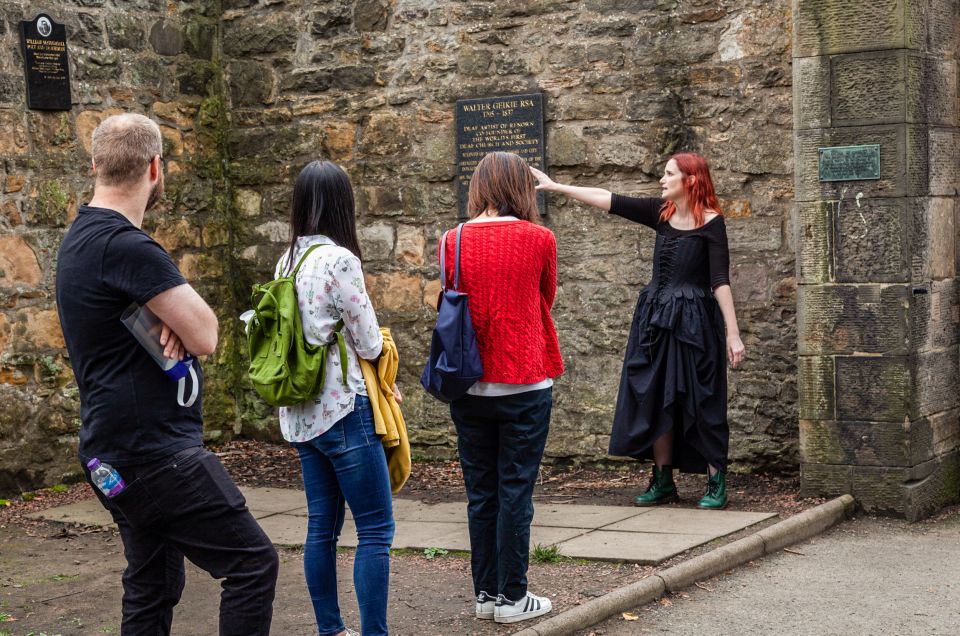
[37,16,52,37]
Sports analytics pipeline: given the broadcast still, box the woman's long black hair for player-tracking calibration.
[287,160,363,272]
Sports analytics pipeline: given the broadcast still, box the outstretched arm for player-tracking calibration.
[530,166,612,211]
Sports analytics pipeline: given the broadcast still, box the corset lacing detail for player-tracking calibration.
[655,235,679,301]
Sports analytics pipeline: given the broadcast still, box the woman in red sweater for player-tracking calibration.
[440,152,563,625]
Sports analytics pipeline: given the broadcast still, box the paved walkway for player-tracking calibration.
[31,487,776,564]
[589,510,960,635]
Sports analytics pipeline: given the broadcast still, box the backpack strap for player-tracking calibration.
[331,320,348,384]
[289,243,326,277]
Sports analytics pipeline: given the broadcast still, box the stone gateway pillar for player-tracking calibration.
[794,0,960,519]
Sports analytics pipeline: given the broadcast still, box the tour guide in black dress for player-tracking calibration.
[531,153,745,508]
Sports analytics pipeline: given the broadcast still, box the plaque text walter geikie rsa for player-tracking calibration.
[455,93,545,217]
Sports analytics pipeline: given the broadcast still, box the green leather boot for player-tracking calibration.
[634,465,678,506]
[698,471,728,509]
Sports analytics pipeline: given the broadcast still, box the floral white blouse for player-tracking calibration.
[275,235,383,443]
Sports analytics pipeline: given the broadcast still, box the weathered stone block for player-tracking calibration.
[0,235,42,287]
[228,61,275,107]
[729,261,770,305]
[365,272,422,313]
[796,202,832,283]
[793,55,830,130]
[794,0,904,57]
[726,217,782,252]
[912,348,960,419]
[902,451,960,521]
[395,225,425,266]
[800,419,910,467]
[851,465,910,516]
[14,308,65,350]
[358,222,395,260]
[797,285,909,355]
[0,110,28,156]
[800,462,852,498]
[907,56,958,125]
[835,355,910,422]
[831,51,906,126]
[927,128,960,196]
[910,278,960,352]
[223,13,296,57]
[911,197,956,281]
[834,197,909,283]
[355,0,390,32]
[906,0,960,55]
[798,355,834,420]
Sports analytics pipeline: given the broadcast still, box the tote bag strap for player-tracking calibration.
[439,223,466,292]
[439,230,448,292]
[453,223,465,291]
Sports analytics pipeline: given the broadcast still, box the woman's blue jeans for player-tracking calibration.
[292,395,394,636]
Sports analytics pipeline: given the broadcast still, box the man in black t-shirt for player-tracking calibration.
[56,113,277,635]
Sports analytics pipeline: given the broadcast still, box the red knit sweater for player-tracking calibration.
[440,219,564,384]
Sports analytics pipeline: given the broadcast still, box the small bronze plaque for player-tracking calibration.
[818,144,881,182]
[19,13,71,111]
[455,93,545,218]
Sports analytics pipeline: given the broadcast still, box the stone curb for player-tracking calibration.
[514,495,856,636]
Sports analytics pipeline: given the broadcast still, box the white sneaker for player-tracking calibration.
[494,591,552,623]
[475,590,496,619]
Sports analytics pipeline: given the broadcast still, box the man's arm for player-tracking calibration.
[146,283,218,356]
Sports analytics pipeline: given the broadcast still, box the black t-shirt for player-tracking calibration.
[56,205,204,466]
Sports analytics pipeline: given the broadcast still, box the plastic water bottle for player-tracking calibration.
[87,458,126,498]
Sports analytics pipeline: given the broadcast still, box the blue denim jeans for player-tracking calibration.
[292,395,395,636]
[450,388,552,601]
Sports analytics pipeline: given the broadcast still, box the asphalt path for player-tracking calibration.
[589,507,960,635]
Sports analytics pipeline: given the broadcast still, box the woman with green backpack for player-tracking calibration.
[275,160,395,636]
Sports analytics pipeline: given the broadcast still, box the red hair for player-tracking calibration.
[659,153,722,227]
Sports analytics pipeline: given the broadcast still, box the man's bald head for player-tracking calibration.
[91,113,163,187]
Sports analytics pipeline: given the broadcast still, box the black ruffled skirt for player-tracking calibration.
[608,287,728,473]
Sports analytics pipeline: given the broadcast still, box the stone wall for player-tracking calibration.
[222,0,798,469]
[794,0,960,520]
[0,0,798,494]
[0,0,226,492]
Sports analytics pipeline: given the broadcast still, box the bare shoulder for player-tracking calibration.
[704,210,720,223]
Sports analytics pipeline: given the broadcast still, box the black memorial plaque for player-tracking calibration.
[19,14,71,111]
[455,93,546,218]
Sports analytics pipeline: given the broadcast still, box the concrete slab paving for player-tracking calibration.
[603,507,776,535]
[27,500,115,528]
[533,503,647,528]
[29,491,778,564]
[238,486,306,513]
[553,529,716,564]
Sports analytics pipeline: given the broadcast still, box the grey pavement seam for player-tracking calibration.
[513,495,856,636]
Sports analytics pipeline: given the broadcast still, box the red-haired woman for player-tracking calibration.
[531,153,744,509]
[439,152,563,624]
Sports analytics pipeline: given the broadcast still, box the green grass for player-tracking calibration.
[531,543,563,563]
[0,499,10,507]
[20,492,35,502]
[50,484,70,494]
[0,612,11,622]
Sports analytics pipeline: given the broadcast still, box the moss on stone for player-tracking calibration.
[35,180,70,226]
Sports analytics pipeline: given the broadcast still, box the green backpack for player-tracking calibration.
[247,244,348,407]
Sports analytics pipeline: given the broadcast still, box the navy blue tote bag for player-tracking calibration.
[420,223,483,402]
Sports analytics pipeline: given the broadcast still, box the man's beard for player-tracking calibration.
[145,176,164,211]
